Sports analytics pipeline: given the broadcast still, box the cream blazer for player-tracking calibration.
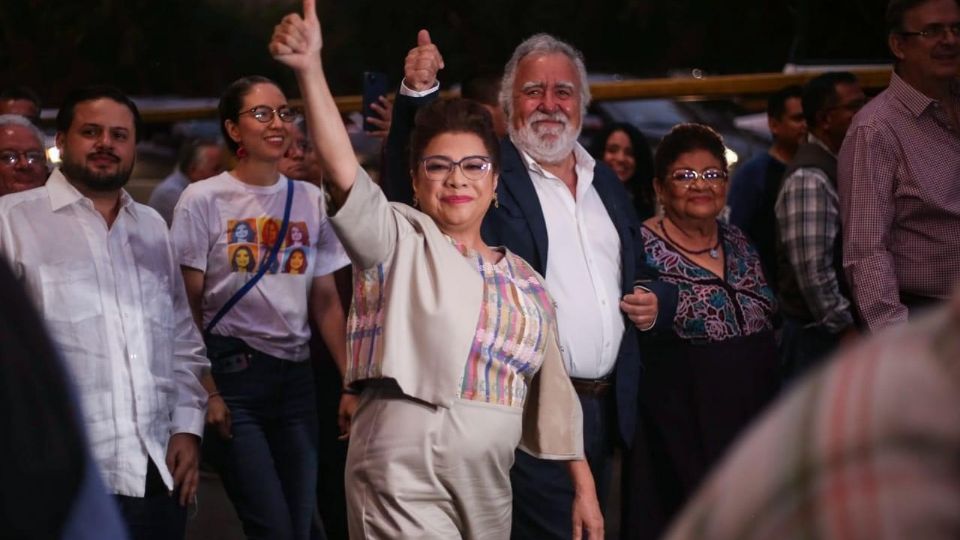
[329,167,583,460]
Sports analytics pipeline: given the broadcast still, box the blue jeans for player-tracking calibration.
[114,460,186,540]
[207,343,319,540]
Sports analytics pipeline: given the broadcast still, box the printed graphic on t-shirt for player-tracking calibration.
[226,217,313,275]
[227,219,258,245]
[228,244,259,273]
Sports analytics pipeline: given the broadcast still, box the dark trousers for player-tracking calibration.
[311,348,349,540]
[114,460,187,540]
[779,318,842,383]
[510,392,615,539]
[206,350,319,540]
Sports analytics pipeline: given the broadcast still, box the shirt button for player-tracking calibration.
[559,346,566,353]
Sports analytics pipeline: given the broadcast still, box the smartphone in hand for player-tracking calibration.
[362,71,389,132]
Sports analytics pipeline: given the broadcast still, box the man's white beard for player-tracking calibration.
[509,111,581,165]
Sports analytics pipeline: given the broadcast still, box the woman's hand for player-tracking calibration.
[337,392,359,440]
[568,460,604,539]
[269,0,322,72]
[206,394,232,440]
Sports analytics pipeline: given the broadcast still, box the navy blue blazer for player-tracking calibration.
[383,91,678,445]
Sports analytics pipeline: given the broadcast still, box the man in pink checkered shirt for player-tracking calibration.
[838,0,960,332]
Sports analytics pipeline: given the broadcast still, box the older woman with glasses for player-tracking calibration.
[269,2,603,539]
[621,123,779,539]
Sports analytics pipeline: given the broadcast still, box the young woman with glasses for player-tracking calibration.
[170,75,351,539]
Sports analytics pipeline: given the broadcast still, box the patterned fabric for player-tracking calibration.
[640,222,775,341]
[345,240,557,409]
[838,72,960,331]
[776,137,853,333]
[665,300,960,540]
[451,241,556,407]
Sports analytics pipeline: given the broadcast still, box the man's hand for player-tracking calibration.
[269,0,322,72]
[337,392,359,440]
[403,30,444,91]
[166,433,201,507]
[620,287,659,330]
[366,95,393,139]
[206,395,232,440]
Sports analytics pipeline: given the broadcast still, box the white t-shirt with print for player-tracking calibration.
[172,171,349,361]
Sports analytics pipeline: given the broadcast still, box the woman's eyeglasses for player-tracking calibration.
[420,155,492,182]
[239,106,300,124]
[668,167,728,187]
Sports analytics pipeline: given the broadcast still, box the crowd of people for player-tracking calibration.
[1,0,958,539]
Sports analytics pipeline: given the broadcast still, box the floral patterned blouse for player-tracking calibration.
[640,221,776,342]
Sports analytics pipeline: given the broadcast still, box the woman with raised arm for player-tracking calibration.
[270,2,603,539]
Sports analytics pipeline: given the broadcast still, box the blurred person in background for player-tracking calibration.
[148,138,223,226]
[0,86,42,125]
[172,74,350,540]
[727,85,806,291]
[623,123,779,539]
[838,0,960,332]
[589,121,656,219]
[0,113,49,196]
[776,72,864,380]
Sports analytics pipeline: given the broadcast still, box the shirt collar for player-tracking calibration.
[517,141,596,181]
[47,168,139,221]
[888,71,960,118]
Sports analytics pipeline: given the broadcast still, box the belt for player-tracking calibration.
[570,377,613,397]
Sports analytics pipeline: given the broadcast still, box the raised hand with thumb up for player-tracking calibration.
[269,0,322,72]
[404,29,445,92]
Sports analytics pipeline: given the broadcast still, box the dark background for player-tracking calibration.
[0,0,891,105]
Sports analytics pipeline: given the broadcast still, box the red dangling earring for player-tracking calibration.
[236,146,248,159]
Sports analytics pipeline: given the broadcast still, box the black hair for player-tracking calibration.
[590,122,656,219]
[767,84,804,121]
[218,75,279,153]
[56,85,142,142]
[409,98,501,173]
[461,74,502,107]
[0,86,41,111]
[801,72,859,127]
[886,0,959,31]
[653,123,727,184]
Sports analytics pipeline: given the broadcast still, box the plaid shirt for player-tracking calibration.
[838,72,960,331]
[666,298,960,540]
[776,135,853,333]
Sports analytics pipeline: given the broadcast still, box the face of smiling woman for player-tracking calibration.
[225,83,292,162]
[412,131,498,238]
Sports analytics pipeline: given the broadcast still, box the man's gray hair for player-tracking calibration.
[498,33,591,122]
[0,114,45,147]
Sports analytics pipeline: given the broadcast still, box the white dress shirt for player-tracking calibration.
[520,144,624,379]
[0,169,208,497]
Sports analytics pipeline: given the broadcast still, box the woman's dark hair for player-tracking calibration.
[590,122,656,219]
[218,75,280,153]
[409,98,501,174]
[0,259,85,538]
[231,245,256,272]
[283,247,308,273]
[654,123,727,184]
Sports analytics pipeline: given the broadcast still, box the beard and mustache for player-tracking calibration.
[508,110,581,165]
[61,150,134,192]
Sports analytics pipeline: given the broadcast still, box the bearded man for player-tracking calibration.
[383,32,679,539]
[0,85,208,540]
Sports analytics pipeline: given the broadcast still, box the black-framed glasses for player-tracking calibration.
[668,167,728,186]
[898,22,960,40]
[0,150,46,166]
[420,155,493,182]
[239,105,300,123]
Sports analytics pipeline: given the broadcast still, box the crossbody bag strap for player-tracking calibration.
[204,178,295,337]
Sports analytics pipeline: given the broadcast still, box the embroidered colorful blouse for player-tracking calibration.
[345,239,557,409]
[640,222,776,342]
